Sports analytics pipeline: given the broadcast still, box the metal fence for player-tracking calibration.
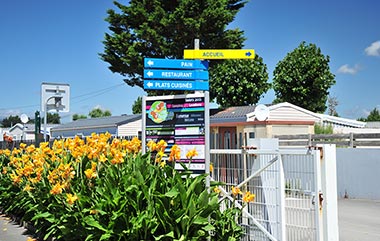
[275,133,380,148]
[210,148,322,241]
[0,135,138,150]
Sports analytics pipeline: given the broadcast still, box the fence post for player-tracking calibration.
[349,133,354,148]
[308,134,312,146]
[320,144,339,241]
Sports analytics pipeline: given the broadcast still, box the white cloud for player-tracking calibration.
[365,40,380,56]
[337,64,361,74]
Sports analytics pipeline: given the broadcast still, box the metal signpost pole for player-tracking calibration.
[142,95,147,155]
[194,38,211,190]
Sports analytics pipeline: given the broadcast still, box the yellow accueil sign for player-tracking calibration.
[184,49,255,59]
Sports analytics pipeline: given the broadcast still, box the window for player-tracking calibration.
[249,132,255,139]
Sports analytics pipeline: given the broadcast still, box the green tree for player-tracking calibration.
[272,42,336,113]
[100,0,247,91]
[210,55,270,107]
[1,115,21,127]
[89,108,112,118]
[132,96,142,114]
[41,113,61,124]
[72,114,88,121]
[365,108,380,121]
[314,123,333,134]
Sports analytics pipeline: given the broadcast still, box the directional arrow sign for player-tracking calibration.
[144,58,208,70]
[144,69,209,80]
[144,80,209,91]
[184,49,255,59]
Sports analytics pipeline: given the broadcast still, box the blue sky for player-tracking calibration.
[1,0,379,123]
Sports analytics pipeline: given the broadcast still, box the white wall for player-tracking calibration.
[336,148,380,200]
[117,119,141,137]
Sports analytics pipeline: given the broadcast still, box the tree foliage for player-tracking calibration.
[359,108,380,122]
[1,115,21,127]
[100,0,247,92]
[89,108,112,118]
[272,42,336,113]
[41,113,61,124]
[209,55,270,107]
[132,96,142,114]
[72,114,88,121]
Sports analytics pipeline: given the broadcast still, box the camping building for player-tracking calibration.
[50,115,141,139]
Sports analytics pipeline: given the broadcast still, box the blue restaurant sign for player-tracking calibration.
[143,58,209,91]
[144,58,208,70]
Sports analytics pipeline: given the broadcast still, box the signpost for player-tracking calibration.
[144,80,209,91]
[183,49,255,59]
[142,57,210,174]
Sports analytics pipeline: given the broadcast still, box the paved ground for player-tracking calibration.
[338,198,380,241]
[0,214,33,241]
[1,199,380,241]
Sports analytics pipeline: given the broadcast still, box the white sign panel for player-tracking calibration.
[41,82,70,112]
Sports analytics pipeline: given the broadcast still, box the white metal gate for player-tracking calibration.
[210,148,322,241]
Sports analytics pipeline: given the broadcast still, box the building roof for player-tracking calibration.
[317,113,365,128]
[51,115,141,132]
[210,106,257,123]
[8,123,59,133]
[364,121,380,128]
[211,102,365,129]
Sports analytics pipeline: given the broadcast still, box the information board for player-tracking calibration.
[143,93,207,174]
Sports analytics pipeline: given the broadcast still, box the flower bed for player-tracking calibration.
[0,133,248,241]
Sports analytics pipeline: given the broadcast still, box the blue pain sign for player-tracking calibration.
[144,58,208,70]
[144,69,209,80]
[144,80,209,91]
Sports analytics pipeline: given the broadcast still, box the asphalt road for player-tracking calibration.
[1,199,380,241]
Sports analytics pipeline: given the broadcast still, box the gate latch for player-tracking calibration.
[319,192,324,211]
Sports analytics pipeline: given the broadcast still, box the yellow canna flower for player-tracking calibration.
[66,193,78,205]
[26,144,36,154]
[157,140,168,152]
[160,160,166,168]
[169,145,181,162]
[242,191,255,203]
[186,148,198,159]
[147,140,157,152]
[19,143,27,149]
[10,173,22,184]
[155,151,167,163]
[23,184,33,192]
[99,154,107,163]
[4,149,11,156]
[89,209,98,215]
[91,161,97,171]
[110,150,125,164]
[27,237,37,241]
[213,186,221,194]
[231,186,242,196]
[210,163,214,172]
[84,168,97,179]
[50,183,64,195]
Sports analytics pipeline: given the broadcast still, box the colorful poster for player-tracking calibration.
[145,94,206,174]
